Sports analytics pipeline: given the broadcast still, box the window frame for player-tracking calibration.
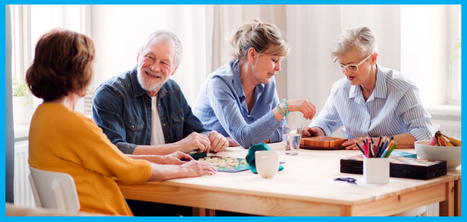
[446,5,461,105]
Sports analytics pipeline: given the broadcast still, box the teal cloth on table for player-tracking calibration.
[389,150,417,158]
[246,143,284,174]
[189,152,207,160]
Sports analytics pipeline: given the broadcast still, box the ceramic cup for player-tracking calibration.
[363,157,390,184]
[255,150,279,179]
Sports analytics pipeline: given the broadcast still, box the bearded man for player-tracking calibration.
[93,30,228,156]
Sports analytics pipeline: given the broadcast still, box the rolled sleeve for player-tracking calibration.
[398,87,433,141]
[208,77,281,148]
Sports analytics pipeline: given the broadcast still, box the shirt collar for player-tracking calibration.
[232,60,246,102]
[348,63,387,100]
[373,64,387,99]
[231,59,266,102]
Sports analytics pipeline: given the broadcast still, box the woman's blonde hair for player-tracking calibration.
[331,26,377,59]
[26,28,95,101]
[229,19,290,61]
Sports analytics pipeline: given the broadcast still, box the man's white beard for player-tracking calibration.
[137,68,166,92]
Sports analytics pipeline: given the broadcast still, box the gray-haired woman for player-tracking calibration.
[303,26,433,149]
[194,19,316,148]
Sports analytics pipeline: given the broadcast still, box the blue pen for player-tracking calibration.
[379,139,389,157]
[380,147,389,158]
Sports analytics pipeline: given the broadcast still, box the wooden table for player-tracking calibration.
[117,143,460,216]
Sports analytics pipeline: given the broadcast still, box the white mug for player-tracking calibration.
[255,151,279,178]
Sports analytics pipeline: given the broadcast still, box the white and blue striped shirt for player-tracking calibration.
[310,64,433,141]
[193,60,284,148]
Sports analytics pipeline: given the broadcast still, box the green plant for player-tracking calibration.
[12,77,30,107]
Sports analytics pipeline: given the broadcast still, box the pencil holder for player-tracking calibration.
[363,157,390,184]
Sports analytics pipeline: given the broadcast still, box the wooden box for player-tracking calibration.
[340,155,447,180]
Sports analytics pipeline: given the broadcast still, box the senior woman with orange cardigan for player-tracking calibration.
[26,28,216,216]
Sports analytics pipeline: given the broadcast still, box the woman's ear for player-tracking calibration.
[371,53,378,65]
[248,47,257,64]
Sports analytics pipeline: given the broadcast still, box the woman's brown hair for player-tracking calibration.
[26,28,95,101]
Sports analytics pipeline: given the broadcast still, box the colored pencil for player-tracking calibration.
[385,142,397,157]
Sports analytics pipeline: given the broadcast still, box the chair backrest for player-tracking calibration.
[29,166,80,214]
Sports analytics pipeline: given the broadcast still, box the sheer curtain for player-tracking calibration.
[210,5,402,134]
[91,5,213,105]
[284,5,401,133]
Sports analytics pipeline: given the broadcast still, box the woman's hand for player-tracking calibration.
[285,99,316,120]
[162,151,193,165]
[341,136,387,150]
[226,137,240,147]
[302,127,324,137]
[181,160,217,177]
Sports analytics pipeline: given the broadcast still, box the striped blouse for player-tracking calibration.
[193,60,284,148]
[310,64,433,141]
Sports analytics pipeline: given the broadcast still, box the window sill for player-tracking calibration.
[14,124,30,142]
[425,105,461,121]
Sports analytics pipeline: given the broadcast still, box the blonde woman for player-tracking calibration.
[194,19,316,148]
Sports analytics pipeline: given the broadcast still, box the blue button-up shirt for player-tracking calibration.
[193,60,285,148]
[92,66,209,154]
[310,64,433,141]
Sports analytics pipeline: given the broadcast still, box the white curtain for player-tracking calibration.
[284,5,401,133]
[91,5,213,105]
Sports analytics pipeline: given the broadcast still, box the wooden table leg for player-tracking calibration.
[454,178,461,216]
[439,181,455,216]
[192,208,216,216]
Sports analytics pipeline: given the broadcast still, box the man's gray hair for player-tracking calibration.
[140,30,183,67]
[331,26,377,59]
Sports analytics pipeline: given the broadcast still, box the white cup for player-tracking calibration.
[255,151,279,178]
[363,157,390,184]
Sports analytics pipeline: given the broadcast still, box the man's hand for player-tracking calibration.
[162,151,193,165]
[175,132,211,153]
[208,130,228,153]
[302,127,323,137]
[181,160,217,177]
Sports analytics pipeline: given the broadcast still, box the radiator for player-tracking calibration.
[432,119,462,138]
[14,140,36,208]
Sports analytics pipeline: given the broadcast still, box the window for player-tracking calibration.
[447,5,461,104]
[10,5,90,118]
[400,5,461,110]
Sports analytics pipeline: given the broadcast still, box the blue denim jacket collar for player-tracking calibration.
[92,65,208,154]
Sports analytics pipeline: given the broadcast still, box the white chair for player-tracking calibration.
[29,166,80,213]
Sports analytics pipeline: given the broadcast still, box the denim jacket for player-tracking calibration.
[92,66,209,154]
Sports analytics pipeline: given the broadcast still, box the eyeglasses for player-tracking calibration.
[334,177,357,185]
[334,53,374,73]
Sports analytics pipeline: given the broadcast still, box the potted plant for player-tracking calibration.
[12,77,33,125]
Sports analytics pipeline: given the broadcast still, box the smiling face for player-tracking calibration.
[336,50,375,86]
[248,45,283,85]
[136,38,177,94]
[253,53,282,84]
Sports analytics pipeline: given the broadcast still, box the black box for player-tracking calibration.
[340,155,447,180]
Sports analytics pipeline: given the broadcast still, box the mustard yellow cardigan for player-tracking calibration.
[29,103,151,215]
